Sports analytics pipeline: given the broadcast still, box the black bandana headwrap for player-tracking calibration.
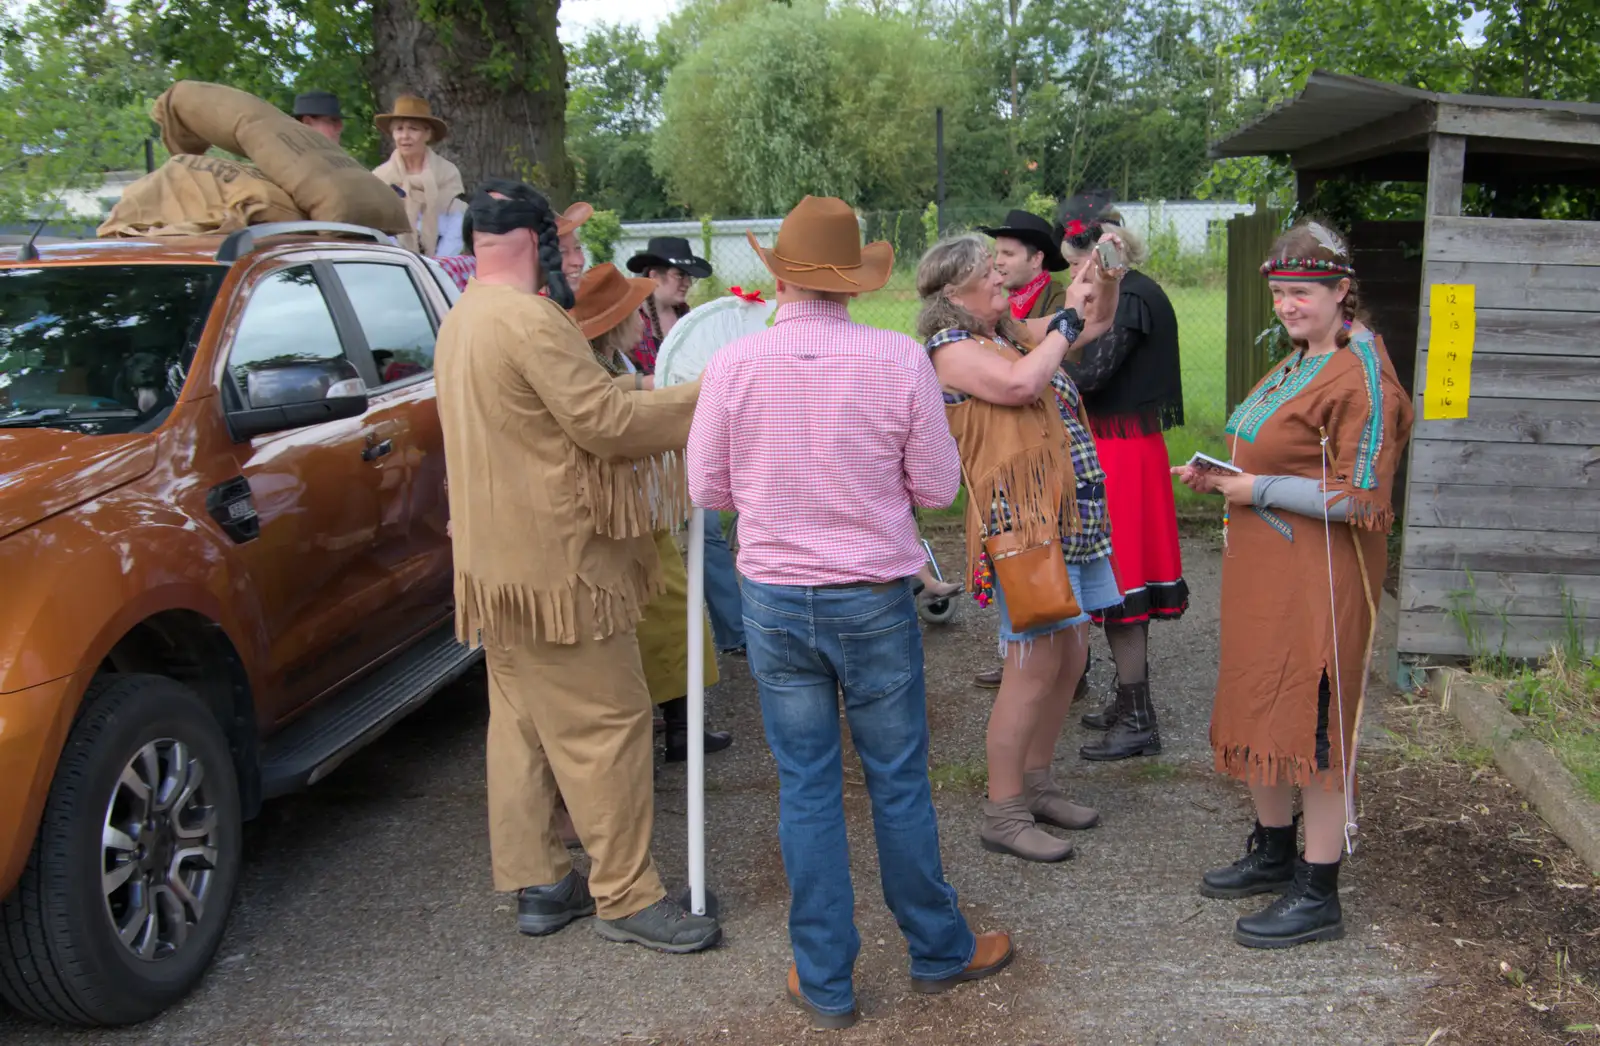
[461,178,572,307]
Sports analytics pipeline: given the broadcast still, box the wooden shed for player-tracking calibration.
[1210,71,1600,661]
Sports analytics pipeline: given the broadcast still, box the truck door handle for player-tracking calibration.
[362,439,393,461]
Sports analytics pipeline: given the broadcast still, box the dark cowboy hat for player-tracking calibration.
[980,209,1066,272]
[292,91,343,119]
[626,236,712,279]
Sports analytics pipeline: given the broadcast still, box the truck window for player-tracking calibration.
[229,266,350,408]
[333,262,436,385]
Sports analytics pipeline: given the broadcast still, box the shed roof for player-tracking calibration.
[1210,72,1600,176]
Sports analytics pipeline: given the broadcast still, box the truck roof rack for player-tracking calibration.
[215,222,398,264]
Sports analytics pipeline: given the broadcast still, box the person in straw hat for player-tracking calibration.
[373,94,465,256]
[686,195,1012,1029]
[435,179,720,954]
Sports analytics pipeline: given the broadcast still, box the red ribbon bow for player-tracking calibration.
[1064,219,1086,237]
[728,285,765,304]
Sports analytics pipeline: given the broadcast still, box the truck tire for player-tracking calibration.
[0,674,242,1026]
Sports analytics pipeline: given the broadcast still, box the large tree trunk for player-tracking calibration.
[370,0,572,205]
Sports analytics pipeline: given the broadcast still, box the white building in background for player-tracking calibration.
[603,201,1255,274]
[33,171,146,221]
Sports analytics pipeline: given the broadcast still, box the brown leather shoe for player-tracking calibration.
[1022,769,1100,830]
[973,667,1003,688]
[911,931,1015,994]
[787,965,858,1029]
[979,796,1073,862]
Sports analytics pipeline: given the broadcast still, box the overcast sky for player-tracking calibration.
[557,0,677,44]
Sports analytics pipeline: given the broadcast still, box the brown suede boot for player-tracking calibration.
[911,931,1015,993]
[979,795,1074,862]
[1022,769,1100,830]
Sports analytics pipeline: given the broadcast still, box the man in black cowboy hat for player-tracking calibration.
[292,90,344,146]
[980,209,1068,322]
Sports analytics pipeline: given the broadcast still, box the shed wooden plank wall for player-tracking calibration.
[1398,199,1600,657]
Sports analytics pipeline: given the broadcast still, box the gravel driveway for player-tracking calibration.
[2,531,1439,1045]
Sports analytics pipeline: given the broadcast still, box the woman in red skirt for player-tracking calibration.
[1057,195,1189,762]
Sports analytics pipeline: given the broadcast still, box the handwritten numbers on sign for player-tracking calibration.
[1423,284,1475,420]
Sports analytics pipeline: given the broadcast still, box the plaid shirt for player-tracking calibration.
[627,300,689,375]
[925,328,1112,567]
[687,301,960,586]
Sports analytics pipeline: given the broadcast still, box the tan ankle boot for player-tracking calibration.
[1022,769,1100,830]
[980,795,1074,862]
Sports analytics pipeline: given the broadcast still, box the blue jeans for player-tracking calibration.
[741,577,975,1016]
[703,513,746,651]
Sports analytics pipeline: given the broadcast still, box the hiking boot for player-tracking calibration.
[1233,858,1344,949]
[786,966,858,1029]
[911,931,1015,994]
[1200,818,1298,899]
[516,869,595,936]
[979,796,1073,862]
[1021,769,1099,830]
[974,667,1003,689]
[662,695,733,763]
[1079,681,1161,761]
[594,896,723,954]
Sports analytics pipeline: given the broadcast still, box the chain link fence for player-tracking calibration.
[601,198,1250,512]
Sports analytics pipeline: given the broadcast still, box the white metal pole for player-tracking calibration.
[685,506,707,915]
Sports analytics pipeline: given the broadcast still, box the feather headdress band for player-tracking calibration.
[1261,257,1355,281]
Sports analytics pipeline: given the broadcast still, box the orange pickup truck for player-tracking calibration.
[0,222,473,1026]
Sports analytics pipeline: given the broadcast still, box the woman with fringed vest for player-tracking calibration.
[916,233,1124,863]
[1055,197,1189,764]
[1174,220,1411,949]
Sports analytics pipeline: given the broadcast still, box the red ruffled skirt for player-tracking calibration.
[1091,429,1188,625]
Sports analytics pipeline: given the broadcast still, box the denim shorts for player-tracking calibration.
[994,553,1122,645]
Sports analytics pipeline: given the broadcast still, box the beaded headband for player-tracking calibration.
[1260,257,1354,281]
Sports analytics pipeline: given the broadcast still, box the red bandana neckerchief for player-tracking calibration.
[1008,270,1051,320]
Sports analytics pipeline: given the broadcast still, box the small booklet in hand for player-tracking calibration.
[1188,451,1242,475]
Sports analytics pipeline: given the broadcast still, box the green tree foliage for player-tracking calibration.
[0,4,173,222]
[565,25,681,218]
[653,1,959,215]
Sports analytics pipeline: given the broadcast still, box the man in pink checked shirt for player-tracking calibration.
[686,196,1013,1031]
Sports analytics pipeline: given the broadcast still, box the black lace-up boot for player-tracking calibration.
[1078,681,1160,760]
[1233,857,1344,949]
[1200,817,1298,898]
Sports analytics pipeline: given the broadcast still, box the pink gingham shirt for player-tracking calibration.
[686,300,960,586]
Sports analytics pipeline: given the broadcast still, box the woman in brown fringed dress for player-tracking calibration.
[1174,220,1413,950]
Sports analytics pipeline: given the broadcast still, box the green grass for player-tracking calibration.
[928,757,988,793]
[849,279,1229,519]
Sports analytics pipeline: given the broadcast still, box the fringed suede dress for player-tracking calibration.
[1211,330,1413,790]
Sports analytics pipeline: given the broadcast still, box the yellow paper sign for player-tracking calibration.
[1423,284,1475,419]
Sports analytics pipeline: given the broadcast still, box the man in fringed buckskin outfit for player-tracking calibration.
[434,180,721,954]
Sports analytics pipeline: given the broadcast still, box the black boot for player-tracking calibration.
[1078,681,1160,760]
[1233,857,1344,949]
[1080,659,1143,731]
[1200,817,1298,898]
[662,696,732,763]
[1079,694,1119,731]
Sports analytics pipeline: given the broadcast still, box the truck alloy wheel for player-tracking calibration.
[0,674,242,1026]
[101,739,223,962]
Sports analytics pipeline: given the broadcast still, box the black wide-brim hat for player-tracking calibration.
[293,90,343,119]
[626,236,712,279]
[979,209,1066,272]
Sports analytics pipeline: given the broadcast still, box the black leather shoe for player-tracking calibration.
[662,696,732,763]
[1079,682,1161,760]
[517,869,596,936]
[664,728,733,763]
[1200,818,1298,898]
[1234,858,1344,949]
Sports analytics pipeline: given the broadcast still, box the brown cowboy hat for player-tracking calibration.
[746,195,893,294]
[557,201,594,238]
[377,94,448,143]
[571,263,655,341]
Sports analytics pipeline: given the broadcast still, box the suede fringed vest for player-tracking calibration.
[941,334,1082,587]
